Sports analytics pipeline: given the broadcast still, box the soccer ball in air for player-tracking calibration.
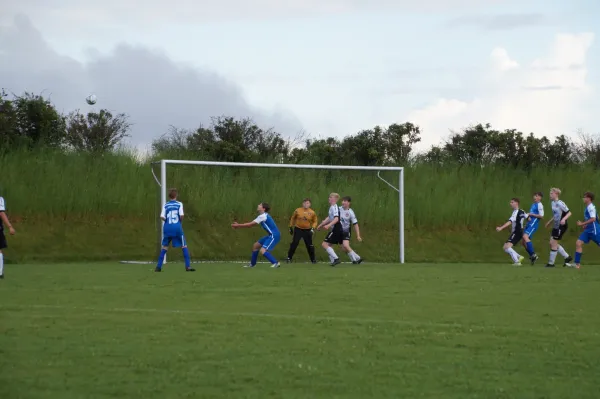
[85,94,97,105]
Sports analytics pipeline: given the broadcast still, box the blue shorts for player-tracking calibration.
[258,235,280,251]
[162,233,187,248]
[578,231,600,245]
[524,223,539,238]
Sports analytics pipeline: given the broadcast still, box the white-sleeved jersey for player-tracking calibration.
[340,208,358,232]
[551,200,570,229]
[0,197,5,231]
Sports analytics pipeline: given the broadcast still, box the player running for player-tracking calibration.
[0,195,16,279]
[544,188,573,267]
[496,198,527,266]
[232,202,281,268]
[340,196,363,264]
[573,192,600,269]
[317,193,343,266]
[155,188,195,272]
[522,192,544,265]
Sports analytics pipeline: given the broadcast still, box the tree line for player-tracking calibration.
[2,89,599,168]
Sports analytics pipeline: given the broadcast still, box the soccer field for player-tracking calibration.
[1,262,599,399]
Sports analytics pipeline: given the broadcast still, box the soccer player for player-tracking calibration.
[231,202,281,268]
[340,196,363,264]
[0,195,16,279]
[495,198,527,266]
[573,192,600,269]
[522,192,544,265]
[286,198,318,264]
[155,188,195,272]
[544,188,573,267]
[316,192,343,266]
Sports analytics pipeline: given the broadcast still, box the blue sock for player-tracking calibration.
[156,249,167,269]
[251,251,259,266]
[182,247,191,268]
[263,251,278,264]
[526,242,534,255]
[575,251,582,264]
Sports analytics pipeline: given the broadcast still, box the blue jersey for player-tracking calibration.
[161,200,184,236]
[526,202,544,227]
[583,203,600,234]
[253,212,280,237]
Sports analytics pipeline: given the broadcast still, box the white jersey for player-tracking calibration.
[340,208,358,232]
[0,197,5,231]
[551,200,569,229]
[328,204,341,230]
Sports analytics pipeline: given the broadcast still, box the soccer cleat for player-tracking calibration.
[271,262,281,268]
[0,274,3,279]
[356,258,363,265]
[330,258,341,267]
[545,263,555,268]
[311,260,317,264]
[185,268,196,272]
[285,258,292,264]
[563,256,573,267]
[154,268,162,272]
[530,254,539,265]
[243,264,255,268]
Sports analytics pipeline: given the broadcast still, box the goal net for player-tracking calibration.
[123,160,404,265]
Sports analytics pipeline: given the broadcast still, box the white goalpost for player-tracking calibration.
[151,160,405,264]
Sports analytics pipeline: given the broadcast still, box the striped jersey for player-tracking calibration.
[508,209,527,234]
[253,212,280,237]
[161,200,184,235]
[340,208,358,232]
[551,200,569,229]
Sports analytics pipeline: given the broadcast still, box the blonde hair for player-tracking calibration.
[550,188,561,196]
[329,192,340,200]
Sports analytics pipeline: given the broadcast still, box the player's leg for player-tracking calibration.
[322,236,340,265]
[503,236,523,265]
[302,229,317,264]
[259,235,281,268]
[0,250,4,279]
[574,233,588,269]
[177,235,195,272]
[556,226,572,265]
[522,225,538,264]
[0,231,6,278]
[245,240,263,268]
[286,227,302,263]
[342,240,362,264]
[155,235,172,272]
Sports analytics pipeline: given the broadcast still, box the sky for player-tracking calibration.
[0,0,598,152]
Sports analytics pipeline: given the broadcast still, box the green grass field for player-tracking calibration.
[2,262,600,398]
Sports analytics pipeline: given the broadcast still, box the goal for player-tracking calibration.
[149,160,404,264]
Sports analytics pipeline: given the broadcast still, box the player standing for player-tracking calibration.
[155,188,195,272]
[573,192,600,269]
[231,202,281,268]
[522,192,544,265]
[316,193,343,266]
[340,196,363,264]
[286,198,318,264]
[495,198,527,266]
[544,188,573,267]
[0,195,16,279]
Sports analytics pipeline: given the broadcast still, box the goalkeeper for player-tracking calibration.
[285,198,318,264]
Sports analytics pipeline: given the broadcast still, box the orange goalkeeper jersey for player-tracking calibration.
[289,207,318,230]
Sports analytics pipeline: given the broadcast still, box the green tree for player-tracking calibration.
[65,109,131,152]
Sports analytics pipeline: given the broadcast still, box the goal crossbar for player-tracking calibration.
[151,160,405,264]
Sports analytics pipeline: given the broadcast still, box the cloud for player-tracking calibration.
[406,33,596,150]
[0,15,303,148]
[445,13,549,30]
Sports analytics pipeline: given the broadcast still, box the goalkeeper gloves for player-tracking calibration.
[289,227,294,235]
[310,228,315,235]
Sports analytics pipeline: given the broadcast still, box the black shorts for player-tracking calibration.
[324,227,343,245]
[342,231,351,241]
[551,225,568,240]
[506,232,523,245]
[0,231,6,250]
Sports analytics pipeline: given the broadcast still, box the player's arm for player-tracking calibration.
[577,207,595,227]
[353,223,362,241]
[324,216,339,230]
[179,203,185,222]
[160,205,166,221]
[317,216,330,230]
[561,211,572,225]
[311,212,318,232]
[232,213,264,229]
[0,212,15,235]
[289,209,297,234]
[496,217,512,232]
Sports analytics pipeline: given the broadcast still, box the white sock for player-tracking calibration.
[326,247,338,260]
[557,245,569,258]
[505,248,519,262]
[328,254,334,263]
[0,253,3,276]
[349,251,360,261]
[549,250,558,265]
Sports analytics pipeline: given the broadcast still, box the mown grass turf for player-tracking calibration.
[1,262,599,398]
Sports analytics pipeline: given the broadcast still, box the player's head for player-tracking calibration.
[549,188,561,201]
[341,196,351,209]
[302,198,311,209]
[168,188,178,200]
[533,192,543,202]
[329,193,340,205]
[257,202,270,213]
[510,197,520,209]
[583,192,595,204]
